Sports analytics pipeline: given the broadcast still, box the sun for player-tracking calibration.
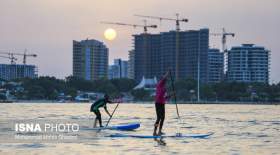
[104,28,117,41]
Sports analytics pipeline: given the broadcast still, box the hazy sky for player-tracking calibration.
[0,0,279,82]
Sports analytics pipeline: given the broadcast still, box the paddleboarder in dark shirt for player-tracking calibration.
[90,94,113,127]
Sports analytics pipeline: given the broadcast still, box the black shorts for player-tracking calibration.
[155,103,165,120]
[93,110,101,119]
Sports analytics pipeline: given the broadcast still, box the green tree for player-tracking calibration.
[131,89,151,101]
[93,79,119,97]
[172,79,196,101]
[111,78,136,92]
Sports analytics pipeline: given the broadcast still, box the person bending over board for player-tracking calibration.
[90,94,113,128]
[153,71,173,136]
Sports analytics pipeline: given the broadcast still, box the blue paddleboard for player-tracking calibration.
[90,123,140,131]
[108,132,214,139]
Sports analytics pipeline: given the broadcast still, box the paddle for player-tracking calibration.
[104,98,121,128]
[168,69,183,136]
[168,69,180,119]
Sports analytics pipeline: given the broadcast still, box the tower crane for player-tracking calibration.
[101,20,157,80]
[134,13,188,31]
[135,14,188,80]
[211,28,235,52]
[211,28,235,74]
[0,55,17,64]
[100,21,157,33]
[0,49,37,65]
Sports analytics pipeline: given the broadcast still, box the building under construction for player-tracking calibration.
[102,15,233,85]
[132,29,209,82]
[0,50,38,81]
[0,64,37,81]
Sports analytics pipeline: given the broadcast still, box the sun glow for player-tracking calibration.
[104,28,117,41]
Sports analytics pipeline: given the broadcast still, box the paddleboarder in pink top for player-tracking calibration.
[153,71,173,136]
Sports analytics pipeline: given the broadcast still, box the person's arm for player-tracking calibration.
[158,70,170,86]
[163,70,170,79]
[104,106,111,117]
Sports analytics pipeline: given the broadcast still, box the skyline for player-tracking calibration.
[0,0,279,83]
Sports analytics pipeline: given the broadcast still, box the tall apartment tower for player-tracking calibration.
[227,44,270,83]
[208,48,224,83]
[132,29,209,82]
[133,34,161,82]
[73,39,108,80]
[128,50,135,79]
[108,59,129,79]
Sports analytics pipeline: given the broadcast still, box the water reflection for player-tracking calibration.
[0,103,279,155]
[154,137,167,146]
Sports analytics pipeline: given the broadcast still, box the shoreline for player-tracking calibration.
[0,100,279,105]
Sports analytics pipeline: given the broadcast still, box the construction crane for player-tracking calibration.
[0,55,17,64]
[211,28,235,52]
[211,28,235,75]
[134,13,188,31]
[101,20,157,79]
[0,49,37,65]
[135,13,188,80]
[100,20,157,33]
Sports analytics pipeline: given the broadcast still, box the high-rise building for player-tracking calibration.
[108,59,128,79]
[128,50,135,79]
[227,44,270,83]
[114,59,128,78]
[132,29,209,82]
[133,33,161,82]
[73,39,108,80]
[208,48,224,83]
[0,64,37,80]
[108,65,119,79]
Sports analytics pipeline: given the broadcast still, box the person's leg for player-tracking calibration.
[158,104,165,135]
[154,103,161,135]
[95,110,102,127]
[98,112,103,127]
[93,111,98,128]
[94,118,97,128]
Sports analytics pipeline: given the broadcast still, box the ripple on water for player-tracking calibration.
[181,140,189,143]
[70,116,80,120]
[0,127,13,132]
[86,143,102,146]
[215,118,229,122]
[144,117,153,120]
[181,126,195,129]
[109,144,124,147]
[248,120,260,125]
[257,134,269,138]
[263,120,280,125]
[0,103,279,155]
[46,114,64,118]
[264,140,271,143]
[17,143,46,148]
[131,117,141,119]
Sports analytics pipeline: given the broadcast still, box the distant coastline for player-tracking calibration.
[1,100,279,105]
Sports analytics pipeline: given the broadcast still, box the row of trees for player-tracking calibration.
[172,79,280,102]
[8,76,136,100]
[1,76,280,102]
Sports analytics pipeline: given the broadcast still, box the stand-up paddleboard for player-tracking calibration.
[87,123,140,131]
[108,132,214,139]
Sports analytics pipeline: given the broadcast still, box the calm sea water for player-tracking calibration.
[0,103,279,155]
